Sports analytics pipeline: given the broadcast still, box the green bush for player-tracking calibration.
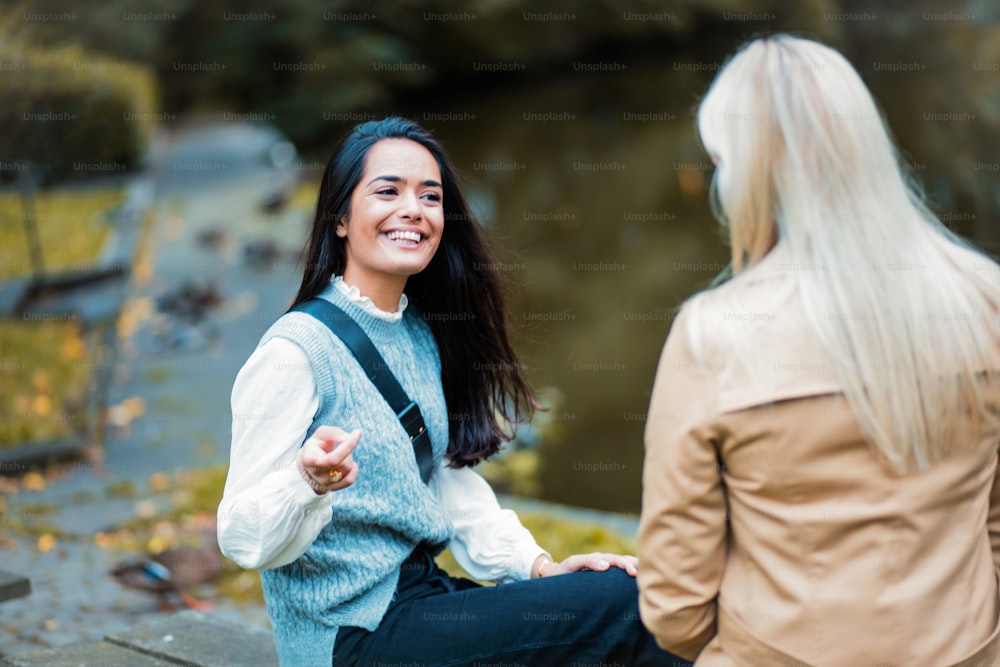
[0,40,158,180]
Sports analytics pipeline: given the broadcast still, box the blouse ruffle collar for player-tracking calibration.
[332,276,408,322]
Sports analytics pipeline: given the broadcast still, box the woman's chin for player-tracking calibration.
[379,249,437,276]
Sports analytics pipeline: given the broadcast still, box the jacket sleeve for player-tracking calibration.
[989,435,1000,575]
[637,305,727,661]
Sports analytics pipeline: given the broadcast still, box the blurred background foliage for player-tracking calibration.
[0,35,157,180]
[1,0,998,512]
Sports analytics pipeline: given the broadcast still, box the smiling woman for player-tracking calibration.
[217,117,686,667]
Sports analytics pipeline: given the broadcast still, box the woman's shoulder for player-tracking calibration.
[259,309,331,347]
[670,268,792,337]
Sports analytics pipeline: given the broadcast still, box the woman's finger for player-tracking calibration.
[327,456,359,490]
[560,552,638,576]
[311,424,353,445]
[606,554,639,576]
[303,430,361,469]
[325,432,361,466]
[562,553,611,573]
[339,458,359,486]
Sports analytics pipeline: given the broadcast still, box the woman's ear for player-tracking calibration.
[336,216,348,238]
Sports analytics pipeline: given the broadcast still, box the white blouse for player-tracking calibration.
[217,279,547,582]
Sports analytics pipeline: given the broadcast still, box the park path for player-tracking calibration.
[0,147,311,656]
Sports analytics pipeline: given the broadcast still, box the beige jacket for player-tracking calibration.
[638,250,1000,666]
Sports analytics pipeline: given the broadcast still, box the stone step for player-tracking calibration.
[0,640,176,667]
[1,610,278,667]
[105,610,278,667]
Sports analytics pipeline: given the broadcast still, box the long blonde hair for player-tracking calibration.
[696,34,1000,473]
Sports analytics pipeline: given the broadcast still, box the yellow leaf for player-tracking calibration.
[147,534,172,554]
[149,472,170,493]
[60,335,85,361]
[93,532,111,549]
[42,618,59,632]
[37,533,57,553]
[117,297,155,338]
[31,371,51,394]
[30,395,52,416]
[122,396,145,418]
[22,471,46,492]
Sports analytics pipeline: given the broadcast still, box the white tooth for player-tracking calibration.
[388,230,421,243]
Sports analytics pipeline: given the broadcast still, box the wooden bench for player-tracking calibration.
[0,610,279,667]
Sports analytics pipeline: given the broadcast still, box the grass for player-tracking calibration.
[0,319,93,448]
[0,187,124,280]
[94,465,637,607]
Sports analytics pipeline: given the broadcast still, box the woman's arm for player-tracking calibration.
[637,305,727,661]
[217,338,334,570]
[434,462,641,581]
[988,435,1000,574]
[432,462,548,582]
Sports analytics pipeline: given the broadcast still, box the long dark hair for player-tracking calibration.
[292,116,535,467]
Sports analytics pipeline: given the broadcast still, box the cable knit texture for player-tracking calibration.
[256,283,453,667]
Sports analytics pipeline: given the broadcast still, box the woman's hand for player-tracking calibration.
[298,426,361,493]
[533,552,639,578]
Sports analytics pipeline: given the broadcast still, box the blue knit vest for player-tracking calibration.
[257,283,453,667]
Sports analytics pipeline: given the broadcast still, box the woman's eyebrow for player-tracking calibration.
[365,175,442,188]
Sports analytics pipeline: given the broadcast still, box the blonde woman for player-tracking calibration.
[638,34,1000,666]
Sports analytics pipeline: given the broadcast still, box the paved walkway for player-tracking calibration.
[0,171,309,657]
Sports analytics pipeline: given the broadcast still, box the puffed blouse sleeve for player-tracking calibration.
[432,462,548,583]
[217,338,333,570]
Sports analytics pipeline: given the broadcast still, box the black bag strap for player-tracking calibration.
[291,298,433,484]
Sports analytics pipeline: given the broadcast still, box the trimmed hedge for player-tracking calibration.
[0,41,158,181]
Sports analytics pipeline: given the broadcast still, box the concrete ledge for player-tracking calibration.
[105,610,278,667]
[1,611,278,667]
[0,640,176,666]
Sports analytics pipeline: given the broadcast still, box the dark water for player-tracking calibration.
[406,63,731,513]
[402,44,999,513]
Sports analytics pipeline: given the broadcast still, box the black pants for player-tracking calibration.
[333,548,691,667]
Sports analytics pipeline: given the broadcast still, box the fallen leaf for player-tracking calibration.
[107,396,146,429]
[93,532,111,549]
[122,396,146,418]
[60,334,85,361]
[29,395,52,416]
[22,471,46,492]
[147,534,172,554]
[31,371,51,394]
[37,533,57,553]
[133,499,158,519]
[42,618,58,632]
[117,297,156,338]
[149,472,171,493]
